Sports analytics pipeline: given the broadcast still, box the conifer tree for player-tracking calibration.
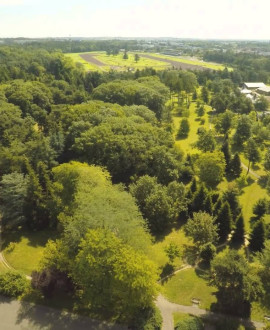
[213,197,222,216]
[249,220,265,252]
[223,189,241,220]
[221,140,231,173]
[190,177,197,193]
[215,202,233,242]
[230,153,242,178]
[203,194,213,214]
[232,213,245,243]
[191,184,208,213]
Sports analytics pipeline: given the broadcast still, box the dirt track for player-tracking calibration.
[140,54,210,71]
[80,53,105,66]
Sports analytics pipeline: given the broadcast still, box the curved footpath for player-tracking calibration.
[156,294,265,330]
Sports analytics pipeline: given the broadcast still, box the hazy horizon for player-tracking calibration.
[1,0,270,40]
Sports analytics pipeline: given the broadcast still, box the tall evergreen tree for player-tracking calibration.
[230,153,242,178]
[213,197,222,217]
[223,189,241,220]
[203,194,213,214]
[249,220,265,253]
[232,213,245,243]
[191,184,208,213]
[215,202,233,242]
[190,177,197,193]
[221,140,231,173]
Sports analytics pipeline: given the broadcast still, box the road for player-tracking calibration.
[0,295,126,330]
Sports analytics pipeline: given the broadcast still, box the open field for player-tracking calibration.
[139,53,231,71]
[2,230,58,275]
[66,51,170,72]
[65,51,229,72]
[162,268,216,310]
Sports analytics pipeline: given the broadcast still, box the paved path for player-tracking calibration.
[156,294,265,330]
[241,163,261,179]
[0,295,126,330]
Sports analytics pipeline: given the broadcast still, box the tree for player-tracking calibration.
[72,229,159,320]
[263,148,270,172]
[123,50,128,59]
[184,212,219,247]
[197,151,226,188]
[0,172,28,229]
[200,243,216,264]
[201,86,209,103]
[0,271,29,298]
[244,138,260,175]
[231,213,245,244]
[164,243,181,264]
[191,184,208,213]
[211,248,263,317]
[249,220,265,253]
[177,118,190,138]
[134,54,140,62]
[229,153,242,178]
[255,96,269,111]
[221,140,231,173]
[190,177,197,193]
[222,188,241,219]
[196,129,216,152]
[215,202,232,242]
[214,111,233,137]
[253,198,268,219]
[233,115,251,147]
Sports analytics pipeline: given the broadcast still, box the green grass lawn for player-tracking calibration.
[65,51,170,72]
[93,52,170,70]
[0,262,8,273]
[142,53,232,71]
[162,268,216,310]
[150,229,192,271]
[173,101,211,154]
[2,229,58,275]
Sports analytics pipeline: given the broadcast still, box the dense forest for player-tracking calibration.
[0,42,270,329]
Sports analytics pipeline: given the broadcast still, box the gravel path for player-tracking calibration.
[156,294,265,330]
[241,163,261,179]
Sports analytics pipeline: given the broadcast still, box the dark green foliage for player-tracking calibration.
[123,50,128,59]
[200,243,216,264]
[264,148,270,172]
[0,172,28,228]
[213,197,222,216]
[215,202,233,242]
[203,194,213,214]
[190,177,197,193]
[253,198,267,218]
[244,138,261,174]
[229,153,242,178]
[177,118,190,138]
[249,220,265,253]
[196,129,216,152]
[255,96,269,111]
[0,271,29,297]
[131,306,162,330]
[231,214,245,243]
[233,115,251,147]
[211,249,263,317]
[222,189,241,219]
[191,184,208,213]
[221,140,231,173]
[175,316,204,330]
[201,86,209,104]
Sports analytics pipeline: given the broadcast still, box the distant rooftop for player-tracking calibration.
[240,88,252,94]
[243,82,266,88]
[257,85,270,93]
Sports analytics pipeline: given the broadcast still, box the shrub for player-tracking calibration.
[175,316,204,330]
[131,306,162,330]
[0,271,29,297]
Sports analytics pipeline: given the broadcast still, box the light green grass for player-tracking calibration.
[3,230,57,275]
[174,101,211,154]
[66,51,170,72]
[142,53,232,71]
[162,268,216,310]
[93,52,170,70]
[65,53,102,71]
[150,229,192,270]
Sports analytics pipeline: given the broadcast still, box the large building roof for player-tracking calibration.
[243,82,266,89]
[257,86,270,93]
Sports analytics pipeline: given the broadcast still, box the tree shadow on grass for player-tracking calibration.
[182,245,198,266]
[1,228,59,249]
[258,175,268,189]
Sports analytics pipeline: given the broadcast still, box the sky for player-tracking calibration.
[0,0,270,39]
